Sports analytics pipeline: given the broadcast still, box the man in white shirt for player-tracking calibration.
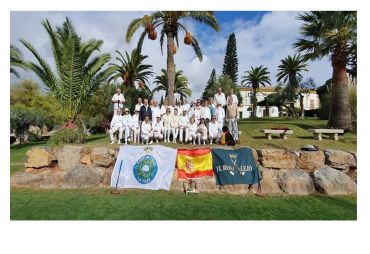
[135,98,143,112]
[121,108,132,145]
[226,89,239,105]
[208,115,222,145]
[178,110,189,143]
[152,116,164,143]
[214,87,226,108]
[202,100,211,124]
[162,108,172,142]
[141,115,153,144]
[170,108,180,143]
[109,109,123,144]
[193,100,203,124]
[160,99,173,116]
[111,88,125,115]
[151,100,161,121]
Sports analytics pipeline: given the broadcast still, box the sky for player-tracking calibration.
[10,11,332,100]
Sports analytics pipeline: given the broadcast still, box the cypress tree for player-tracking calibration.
[201,68,217,100]
[222,33,238,84]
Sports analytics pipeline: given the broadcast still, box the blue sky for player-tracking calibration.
[10,11,332,100]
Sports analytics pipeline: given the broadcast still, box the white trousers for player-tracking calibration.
[197,133,208,144]
[228,118,239,141]
[110,126,123,141]
[121,125,130,142]
[171,128,179,141]
[141,130,152,143]
[153,131,164,140]
[209,132,220,143]
[131,127,140,143]
[164,127,171,141]
[185,129,197,142]
[178,127,186,142]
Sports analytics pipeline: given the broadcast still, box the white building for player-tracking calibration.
[237,86,320,118]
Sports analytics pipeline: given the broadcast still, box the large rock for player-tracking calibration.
[257,149,297,169]
[249,167,282,194]
[11,172,45,187]
[39,171,66,189]
[56,145,87,171]
[61,165,104,189]
[324,149,357,170]
[90,147,114,167]
[277,169,315,195]
[102,167,114,186]
[24,147,56,168]
[313,167,357,195]
[296,150,325,170]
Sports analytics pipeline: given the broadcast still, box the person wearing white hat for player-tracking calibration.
[185,116,198,145]
[121,108,132,144]
[109,109,123,144]
[178,109,189,143]
[152,115,164,143]
[170,108,180,143]
[130,109,140,143]
[140,115,153,144]
[162,108,172,142]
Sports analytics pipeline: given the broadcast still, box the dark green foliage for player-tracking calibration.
[10,105,53,143]
[48,128,87,145]
[201,68,217,100]
[316,80,332,120]
[222,33,238,84]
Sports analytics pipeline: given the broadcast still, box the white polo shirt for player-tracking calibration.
[112,93,125,110]
[214,92,226,107]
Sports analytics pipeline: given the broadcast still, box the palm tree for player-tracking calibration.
[20,18,112,122]
[10,44,25,78]
[126,11,220,105]
[241,65,271,117]
[276,54,308,117]
[108,49,154,94]
[152,69,192,99]
[294,11,356,131]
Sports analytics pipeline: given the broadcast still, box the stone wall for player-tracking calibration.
[11,146,357,196]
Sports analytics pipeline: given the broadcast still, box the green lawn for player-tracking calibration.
[10,117,356,175]
[11,188,356,220]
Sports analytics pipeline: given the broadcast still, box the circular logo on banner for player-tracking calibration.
[133,155,158,184]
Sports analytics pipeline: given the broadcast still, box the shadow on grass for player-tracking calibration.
[10,140,47,151]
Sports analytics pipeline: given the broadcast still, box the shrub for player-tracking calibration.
[304,109,320,117]
[48,128,87,145]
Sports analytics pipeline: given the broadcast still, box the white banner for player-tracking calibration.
[111,145,177,190]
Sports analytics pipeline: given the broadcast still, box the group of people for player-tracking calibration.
[109,87,239,145]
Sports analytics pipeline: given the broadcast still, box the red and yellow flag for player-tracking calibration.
[176,148,213,179]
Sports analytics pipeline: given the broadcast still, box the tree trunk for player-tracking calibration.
[328,55,352,131]
[300,94,305,119]
[166,33,175,105]
[252,89,257,118]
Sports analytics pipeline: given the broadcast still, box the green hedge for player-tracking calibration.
[48,128,87,145]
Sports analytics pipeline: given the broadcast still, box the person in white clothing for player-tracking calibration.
[178,110,189,143]
[208,115,222,144]
[197,118,208,145]
[151,100,161,121]
[121,108,132,144]
[160,99,173,116]
[140,115,153,144]
[202,100,211,124]
[215,103,225,125]
[134,98,143,112]
[111,88,125,115]
[226,89,239,105]
[162,108,172,142]
[170,108,180,143]
[109,109,123,144]
[152,116,164,143]
[193,100,203,124]
[130,110,140,143]
[185,117,198,144]
[214,87,226,108]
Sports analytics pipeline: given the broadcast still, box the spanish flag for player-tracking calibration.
[176,148,213,179]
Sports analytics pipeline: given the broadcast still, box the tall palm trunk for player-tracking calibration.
[328,55,352,131]
[300,94,305,119]
[166,32,175,105]
[252,87,257,118]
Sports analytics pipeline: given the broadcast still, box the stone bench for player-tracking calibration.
[260,129,293,140]
[308,129,344,141]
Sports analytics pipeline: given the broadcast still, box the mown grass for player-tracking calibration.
[10,117,356,175]
[10,188,357,220]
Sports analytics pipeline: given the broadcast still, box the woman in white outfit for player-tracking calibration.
[197,118,208,145]
[215,103,225,125]
[121,108,132,145]
[208,115,222,145]
[109,109,123,144]
[162,108,172,142]
[140,115,153,144]
[186,116,198,145]
[178,110,189,143]
[130,110,140,143]
[152,116,164,143]
[170,108,180,143]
